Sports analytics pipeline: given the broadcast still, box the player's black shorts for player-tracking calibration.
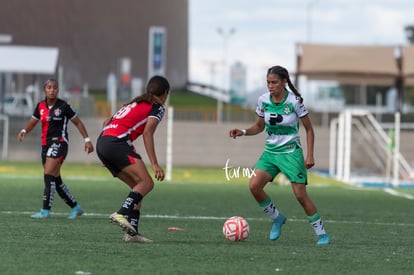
[96,135,142,177]
[41,141,68,165]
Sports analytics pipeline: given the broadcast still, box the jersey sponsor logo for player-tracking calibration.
[298,102,307,113]
[157,105,165,119]
[269,113,283,125]
[255,105,264,115]
[103,124,119,131]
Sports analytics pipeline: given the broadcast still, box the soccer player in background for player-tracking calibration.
[229,65,330,245]
[17,79,94,219]
[96,75,169,243]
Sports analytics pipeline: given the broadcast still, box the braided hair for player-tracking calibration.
[42,78,59,102]
[267,66,303,103]
[43,78,58,89]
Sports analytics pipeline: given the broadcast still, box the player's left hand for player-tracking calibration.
[229,129,242,139]
[85,141,94,154]
[152,164,165,181]
[305,156,315,169]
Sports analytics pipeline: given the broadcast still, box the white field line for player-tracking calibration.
[1,174,413,224]
[1,211,413,227]
[5,174,414,202]
[384,188,414,200]
[341,185,414,200]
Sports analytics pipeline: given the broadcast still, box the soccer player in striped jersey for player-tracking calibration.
[96,75,169,243]
[229,66,330,245]
[17,79,94,219]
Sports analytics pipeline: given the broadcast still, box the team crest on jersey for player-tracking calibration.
[284,104,290,114]
[54,108,62,116]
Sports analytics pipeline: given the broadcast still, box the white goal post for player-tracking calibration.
[329,109,413,187]
[0,114,9,160]
[165,106,174,181]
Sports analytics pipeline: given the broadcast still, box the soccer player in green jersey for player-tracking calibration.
[229,65,330,245]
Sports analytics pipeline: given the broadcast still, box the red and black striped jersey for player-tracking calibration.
[32,99,77,146]
[101,101,165,142]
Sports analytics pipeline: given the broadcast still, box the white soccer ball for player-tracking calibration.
[223,216,249,242]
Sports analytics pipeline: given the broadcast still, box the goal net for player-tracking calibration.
[329,109,414,187]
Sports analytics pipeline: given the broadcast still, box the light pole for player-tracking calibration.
[205,60,219,87]
[216,27,236,123]
[306,0,319,42]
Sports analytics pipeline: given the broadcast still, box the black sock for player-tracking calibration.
[43,174,56,210]
[55,176,77,208]
[118,191,143,215]
[128,209,140,232]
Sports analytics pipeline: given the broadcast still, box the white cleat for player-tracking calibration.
[123,233,154,243]
[109,212,137,236]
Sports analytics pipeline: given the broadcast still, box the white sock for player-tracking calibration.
[310,218,327,235]
[259,198,279,220]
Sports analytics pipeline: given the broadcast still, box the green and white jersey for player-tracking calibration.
[255,91,308,153]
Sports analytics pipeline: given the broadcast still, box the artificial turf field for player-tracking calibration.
[0,162,413,275]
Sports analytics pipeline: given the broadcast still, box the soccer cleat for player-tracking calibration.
[30,209,51,219]
[317,233,330,245]
[269,213,286,240]
[68,204,84,219]
[123,233,154,243]
[109,212,137,236]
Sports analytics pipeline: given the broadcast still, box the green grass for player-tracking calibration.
[1,162,413,274]
[169,90,218,107]
[91,89,253,121]
[92,89,219,107]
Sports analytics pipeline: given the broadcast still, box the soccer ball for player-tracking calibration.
[222,216,249,242]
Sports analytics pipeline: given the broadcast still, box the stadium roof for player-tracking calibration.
[296,43,406,86]
[0,45,58,74]
[403,46,414,85]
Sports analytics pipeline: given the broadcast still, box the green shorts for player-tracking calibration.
[254,147,307,184]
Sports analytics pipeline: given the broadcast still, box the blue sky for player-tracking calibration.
[189,0,414,92]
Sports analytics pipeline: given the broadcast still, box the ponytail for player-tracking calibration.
[267,66,303,103]
[124,75,170,106]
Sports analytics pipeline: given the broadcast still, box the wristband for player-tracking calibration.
[20,129,27,134]
[84,137,91,143]
[241,129,246,136]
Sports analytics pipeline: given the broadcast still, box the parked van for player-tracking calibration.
[0,94,34,116]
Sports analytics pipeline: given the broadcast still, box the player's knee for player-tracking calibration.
[148,179,154,191]
[249,181,261,194]
[143,177,154,192]
[294,192,308,204]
